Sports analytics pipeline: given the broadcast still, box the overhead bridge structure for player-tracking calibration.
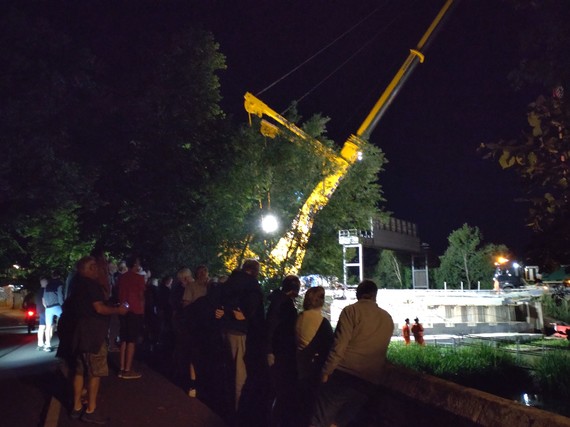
[339,217,427,287]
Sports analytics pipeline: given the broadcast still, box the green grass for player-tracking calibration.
[387,342,529,395]
[388,342,512,377]
[388,340,570,398]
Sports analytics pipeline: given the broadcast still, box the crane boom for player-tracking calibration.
[244,0,456,276]
[357,0,455,139]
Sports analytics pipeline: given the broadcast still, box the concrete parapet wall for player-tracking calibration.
[370,364,570,427]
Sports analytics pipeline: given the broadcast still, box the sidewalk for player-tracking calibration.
[1,305,228,426]
[53,352,227,427]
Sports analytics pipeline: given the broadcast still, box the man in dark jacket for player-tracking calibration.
[266,275,301,427]
[216,259,265,414]
[65,256,128,424]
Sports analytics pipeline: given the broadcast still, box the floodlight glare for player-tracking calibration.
[261,214,279,233]
[496,257,509,265]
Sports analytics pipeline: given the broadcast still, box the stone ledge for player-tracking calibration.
[374,364,570,427]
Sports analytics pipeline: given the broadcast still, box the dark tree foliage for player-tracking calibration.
[0,5,93,273]
[480,1,570,266]
[0,1,386,282]
[0,2,228,276]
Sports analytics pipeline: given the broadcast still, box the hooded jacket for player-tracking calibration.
[219,269,264,335]
[266,288,297,357]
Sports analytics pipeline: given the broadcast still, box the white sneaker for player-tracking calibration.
[121,370,142,379]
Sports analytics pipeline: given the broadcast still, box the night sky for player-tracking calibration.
[195,0,536,257]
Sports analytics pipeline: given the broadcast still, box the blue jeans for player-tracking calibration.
[310,370,376,427]
[45,305,62,328]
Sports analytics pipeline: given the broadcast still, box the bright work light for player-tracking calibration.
[261,214,279,233]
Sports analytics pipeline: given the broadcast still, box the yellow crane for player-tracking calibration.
[245,0,456,276]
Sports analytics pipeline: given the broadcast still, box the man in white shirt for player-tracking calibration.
[310,279,394,427]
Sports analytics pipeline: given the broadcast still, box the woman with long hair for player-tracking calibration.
[295,286,333,425]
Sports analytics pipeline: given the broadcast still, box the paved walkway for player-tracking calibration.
[52,355,228,427]
[0,306,227,427]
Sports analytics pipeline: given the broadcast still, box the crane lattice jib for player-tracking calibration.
[244,0,456,276]
[244,92,343,164]
[267,148,359,275]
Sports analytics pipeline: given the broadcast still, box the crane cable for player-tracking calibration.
[256,1,389,98]
[257,0,426,118]
[283,12,403,116]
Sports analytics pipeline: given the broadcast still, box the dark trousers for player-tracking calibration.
[270,356,298,427]
[310,370,376,427]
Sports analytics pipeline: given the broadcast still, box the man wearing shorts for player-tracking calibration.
[67,256,128,424]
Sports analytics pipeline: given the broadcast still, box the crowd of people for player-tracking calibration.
[41,251,396,427]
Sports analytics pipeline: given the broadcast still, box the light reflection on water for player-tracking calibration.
[514,392,570,418]
[518,392,543,408]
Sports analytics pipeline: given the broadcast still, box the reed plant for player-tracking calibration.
[388,342,512,377]
[387,342,528,394]
[532,349,570,395]
[388,338,570,417]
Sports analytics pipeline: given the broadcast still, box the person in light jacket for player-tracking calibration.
[310,280,394,427]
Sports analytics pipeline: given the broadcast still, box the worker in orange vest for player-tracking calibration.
[411,317,425,346]
[402,318,411,345]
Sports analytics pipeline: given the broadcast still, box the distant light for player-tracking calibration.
[495,257,509,265]
[12,264,20,269]
[261,214,279,233]
[513,262,520,269]
[357,151,363,161]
